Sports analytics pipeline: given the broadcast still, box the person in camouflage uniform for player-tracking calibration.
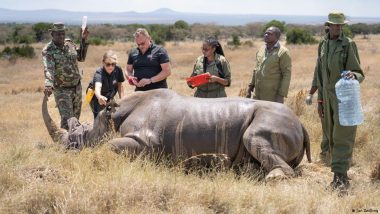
[246,26,292,103]
[188,36,231,98]
[42,22,89,130]
[315,12,364,191]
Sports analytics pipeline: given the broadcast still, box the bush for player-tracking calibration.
[151,32,165,45]
[1,45,35,59]
[262,20,286,36]
[87,37,108,46]
[227,34,241,48]
[32,22,51,42]
[286,28,317,44]
[11,26,36,44]
[343,26,354,38]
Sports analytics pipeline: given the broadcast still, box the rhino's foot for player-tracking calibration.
[265,168,289,181]
[108,137,143,155]
[182,154,231,173]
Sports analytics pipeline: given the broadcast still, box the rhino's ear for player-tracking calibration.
[105,100,119,115]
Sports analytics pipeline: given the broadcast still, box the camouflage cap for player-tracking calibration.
[49,22,66,32]
[325,12,348,25]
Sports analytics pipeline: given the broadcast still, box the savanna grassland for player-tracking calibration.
[0,35,379,213]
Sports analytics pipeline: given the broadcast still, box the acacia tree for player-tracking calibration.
[170,20,191,41]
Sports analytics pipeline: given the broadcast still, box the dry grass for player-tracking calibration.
[371,162,380,181]
[0,35,380,213]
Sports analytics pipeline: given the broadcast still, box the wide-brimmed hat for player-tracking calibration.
[49,22,66,32]
[325,12,349,25]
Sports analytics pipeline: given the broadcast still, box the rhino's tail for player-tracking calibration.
[302,124,312,163]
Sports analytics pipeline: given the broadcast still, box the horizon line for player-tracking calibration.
[1,7,380,18]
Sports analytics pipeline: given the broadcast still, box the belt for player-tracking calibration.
[55,80,81,89]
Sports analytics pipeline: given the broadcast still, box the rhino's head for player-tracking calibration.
[42,95,118,147]
[87,100,119,142]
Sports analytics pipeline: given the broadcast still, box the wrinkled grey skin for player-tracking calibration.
[43,90,311,180]
[42,95,114,149]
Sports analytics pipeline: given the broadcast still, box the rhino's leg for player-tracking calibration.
[108,137,144,155]
[242,131,295,180]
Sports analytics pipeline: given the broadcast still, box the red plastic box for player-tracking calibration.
[186,73,211,87]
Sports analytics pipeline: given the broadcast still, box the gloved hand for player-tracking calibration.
[127,76,138,86]
[305,94,313,105]
[246,85,254,98]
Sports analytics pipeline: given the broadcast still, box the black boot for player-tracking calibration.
[330,172,350,193]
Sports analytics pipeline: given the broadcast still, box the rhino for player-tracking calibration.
[42,89,311,180]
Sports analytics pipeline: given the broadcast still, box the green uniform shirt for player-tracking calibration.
[250,43,292,101]
[191,54,231,98]
[317,34,364,101]
[42,39,88,88]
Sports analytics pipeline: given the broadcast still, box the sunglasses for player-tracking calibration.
[104,62,116,67]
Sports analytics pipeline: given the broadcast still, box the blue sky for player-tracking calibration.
[1,0,379,17]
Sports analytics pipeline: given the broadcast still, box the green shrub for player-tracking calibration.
[286,28,317,44]
[87,37,108,46]
[262,20,286,36]
[343,26,354,38]
[1,45,35,58]
[32,22,51,42]
[227,34,241,48]
[151,32,165,45]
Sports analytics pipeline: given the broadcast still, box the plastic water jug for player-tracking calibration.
[335,71,364,126]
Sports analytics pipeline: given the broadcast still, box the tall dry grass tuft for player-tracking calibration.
[238,87,247,97]
[288,89,307,116]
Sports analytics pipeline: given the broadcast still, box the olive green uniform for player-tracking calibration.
[316,33,364,174]
[249,43,292,101]
[42,39,88,130]
[191,54,231,98]
[311,67,329,156]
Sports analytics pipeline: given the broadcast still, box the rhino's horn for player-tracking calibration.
[41,95,68,143]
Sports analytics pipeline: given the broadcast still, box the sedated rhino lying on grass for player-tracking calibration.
[42,89,311,180]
